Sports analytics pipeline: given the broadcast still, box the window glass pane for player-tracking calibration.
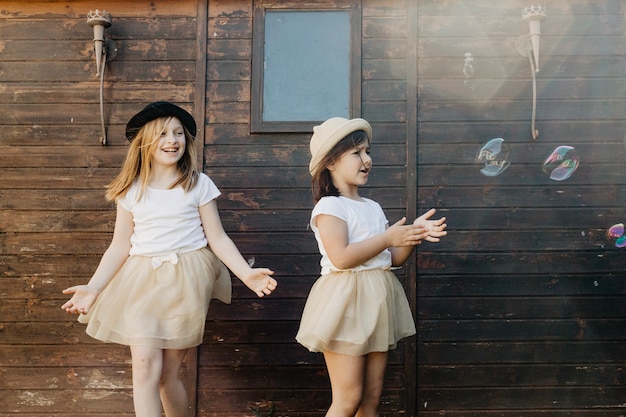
[263,10,350,122]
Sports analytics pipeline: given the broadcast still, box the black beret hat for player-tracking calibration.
[125,101,197,142]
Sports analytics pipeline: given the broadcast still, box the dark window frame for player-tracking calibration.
[251,1,362,133]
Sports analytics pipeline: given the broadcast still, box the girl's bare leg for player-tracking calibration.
[130,345,164,417]
[160,348,190,417]
[323,351,366,417]
[355,352,388,417]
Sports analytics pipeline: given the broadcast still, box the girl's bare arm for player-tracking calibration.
[199,200,276,297]
[62,204,133,314]
[317,214,430,270]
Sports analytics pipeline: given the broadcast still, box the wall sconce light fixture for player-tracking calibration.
[87,9,112,76]
[87,9,117,145]
[515,4,546,140]
[516,4,546,73]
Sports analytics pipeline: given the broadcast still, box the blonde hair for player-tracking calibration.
[105,116,199,201]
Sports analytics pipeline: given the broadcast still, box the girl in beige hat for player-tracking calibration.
[296,117,447,416]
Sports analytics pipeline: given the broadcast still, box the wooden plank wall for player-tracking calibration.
[0,0,416,416]
[199,0,414,415]
[416,0,626,415]
[0,1,200,415]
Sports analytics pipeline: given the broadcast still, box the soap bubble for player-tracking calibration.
[542,146,579,181]
[476,138,511,176]
[606,223,626,248]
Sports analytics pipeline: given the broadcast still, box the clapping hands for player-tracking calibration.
[413,208,447,242]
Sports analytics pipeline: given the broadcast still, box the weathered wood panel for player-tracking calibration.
[11,0,624,415]
[0,1,200,415]
[416,1,626,416]
[197,0,416,415]
[1,0,416,416]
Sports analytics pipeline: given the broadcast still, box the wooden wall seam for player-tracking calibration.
[406,1,418,416]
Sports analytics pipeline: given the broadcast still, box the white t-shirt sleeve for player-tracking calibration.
[196,173,221,206]
[116,181,138,211]
[311,196,347,227]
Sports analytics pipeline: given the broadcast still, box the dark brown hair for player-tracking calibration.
[311,130,369,202]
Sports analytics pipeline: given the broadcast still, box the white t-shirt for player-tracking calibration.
[310,196,392,275]
[117,173,221,256]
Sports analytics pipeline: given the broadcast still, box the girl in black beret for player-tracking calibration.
[62,101,276,417]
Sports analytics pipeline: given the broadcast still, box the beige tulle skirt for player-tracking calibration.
[78,247,231,349]
[296,269,416,356]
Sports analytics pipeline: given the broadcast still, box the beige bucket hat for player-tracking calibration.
[309,117,372,176]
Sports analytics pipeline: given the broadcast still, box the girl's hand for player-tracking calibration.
[386,217,432,247]
[413,208,447,242]
[61,285,99,315]
[241,268,277,298]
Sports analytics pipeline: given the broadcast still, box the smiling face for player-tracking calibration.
[150,116,187,169]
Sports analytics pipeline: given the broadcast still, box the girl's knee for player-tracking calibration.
[330,401,361,417]
[331,387,363,415]
[363,381,383,401]
[131,348,163,385]
[159,368,183,389]
[355,386,382,416]
[160,350,186,379]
